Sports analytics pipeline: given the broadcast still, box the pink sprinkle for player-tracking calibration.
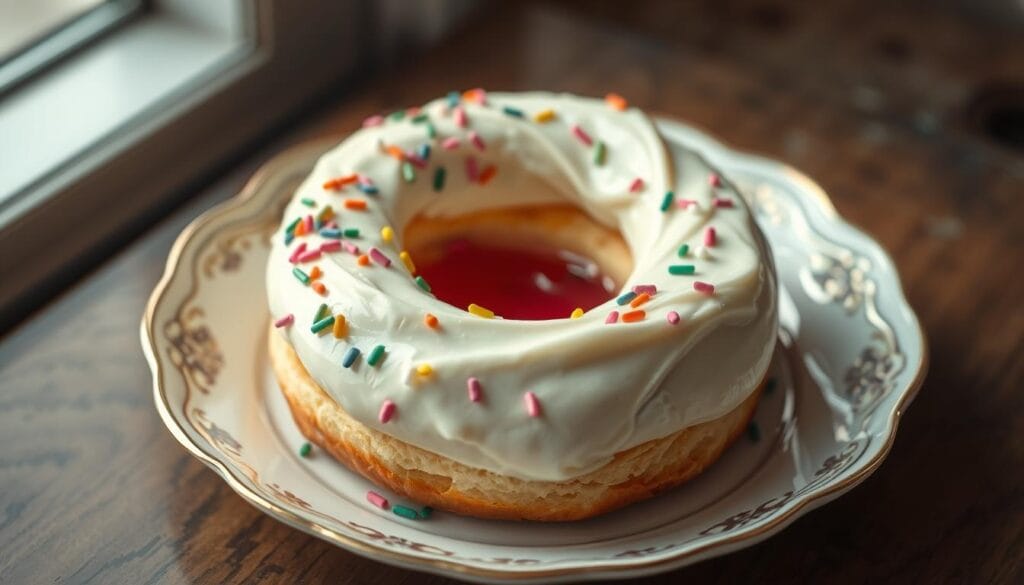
[524,391,541,417]
[571,124,593,146]
[369,247,391,267]
[324,220,339,229]
[406,106,421,117]
[629,177,645,193]
[605,311,619,324]
[378,400,396,423]
[632,284,657,296]
[320,240,341,253]
[366,490,389,510]
[453,105,467,128]
[677,199,698,209]
[694,281,715,295]
[405,152,428,169]
[342,241,359,255]
[297,249,322,263]
[713,197,734,208]
[704,227,717,247]
[358,174,375,187]
[441,137,461,150]
[465,156,479,182]
[274,314,294,328]
[303,215,314,233]
[362,114,384,128]
[288,243,307,264]
[467,377,482,402]
[667,311,681,325]
[709,173,721,187]
[468,131,486,151]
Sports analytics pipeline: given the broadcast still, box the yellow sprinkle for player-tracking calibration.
[570,307,584,319]
[399,250,416,274]
[534,109,556,123]
[416,363,433,376]
[381,226,394,243]
[467,303,494,319]
[332,314,347,338]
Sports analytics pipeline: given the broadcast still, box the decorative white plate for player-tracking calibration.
[142,119,927,583]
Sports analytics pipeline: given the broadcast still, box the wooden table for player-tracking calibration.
[2,1,1022,582]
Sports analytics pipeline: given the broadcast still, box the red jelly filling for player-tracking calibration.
[416,238,615,321]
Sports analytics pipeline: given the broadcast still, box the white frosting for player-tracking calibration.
[267,92,777,482]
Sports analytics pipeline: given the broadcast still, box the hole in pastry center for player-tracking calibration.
[404,205,632,321]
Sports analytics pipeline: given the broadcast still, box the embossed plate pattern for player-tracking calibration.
[142,119,926,583]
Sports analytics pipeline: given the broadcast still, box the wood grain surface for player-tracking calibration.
[2,1,1022,583]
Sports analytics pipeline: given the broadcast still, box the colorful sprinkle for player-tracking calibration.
[299,442,312,457]
[571,307,584,319]
[441,136,460,150]
[332,314,347,338]
[323,174,358,190]
[416,363,433,376]
[369,247,391,267]
[571,124,593,146]
[616,291,637,305]
[342,346,360,368]
[367,344,386,366]
[605,310,619,324]
[401,161,416,183]
[311,315,335,334]
[392,504,418,519]
[274,314,294,328]
[713,197,734,208]
[381,226,394,242]
[629,177,645,193]
[468,131,486,151]
[309,266,323,280]
[288,243,308,263]
[669,264,696,275]
[300,197,316,207]
[411,113,429,124]
[425,122,437,138]
[468,303,494,318]
[479,165,497,185]
[694,281,715,294]
[433,167,446,192]
[415,276,432,293]
[362,114,384,128]
[667,311,681,325]
[357,182,378,195]
[343,241,360,255]
[446,90,460,108]
[467,377,482,402]
[319,227,342,239]
[534,108,555,123]
[424,313,439,328]
[453,105,467,127]
[678,244,690,257]
[630,293,651,308]
[385,145,405,161]
[357,254,370,266]
[465,156,479,182]
[709,173,721,187]
[345,199,367,211]
[677,198,698,209]
[420,506,433,518]
[524,391,541,417]
[292,267,310,285]
[314,303,330,322]
[502,106,524,118]
[317,205,335,223]
[388,110,405,121]
[622,310,645,323]
[704,227,717,247]
[379,399,396,423]
[632,284,657,295]
[320,241,341,253]
[593,141,607,166]
[463,87,487,104]
[366,490,389,510]
[399,251,416,274]
[311,281,327,295]
[343,228,360,238]
[660,191,675,212]
[297,249,322,263]
[605,92,628,111]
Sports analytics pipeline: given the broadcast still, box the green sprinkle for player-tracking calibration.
[660,191,675,212]
[415,276,432,293]
[292,267,310,285]
[411,113,429,123]
[747,422,761,443]
[367,344,386,366]
[419,506,433,519]
[285,217,301,234]
[300,197,316,207]
[392,505,419,520]
[311,315,335,334]
[388,110,405,121]
[668,264,696,275]
[432,167,446,192]
[502,106,524,118]
[426,122,437,138]
[343,228,360,238]
[678,244,690,257]
[401,161,416,183]
[314,303,329,322]
[299,442,312,457]
[593,141,606,166]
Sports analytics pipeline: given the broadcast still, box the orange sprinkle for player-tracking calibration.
[479,165,497,185]
[605,92,628,111]
[462,88,485,103]
[357,254,370,266]
[309,266,323,280]
[332,314,347,338]
[294,221,306,236]
[622,310,646,323]
[312,281,327,295]
[424,313,439,329]
[322,174,358,190]
[344,199,367,210]
[385,145,405,161]
[630,292,650,308]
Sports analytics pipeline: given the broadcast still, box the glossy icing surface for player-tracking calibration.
[267,92,778,481]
